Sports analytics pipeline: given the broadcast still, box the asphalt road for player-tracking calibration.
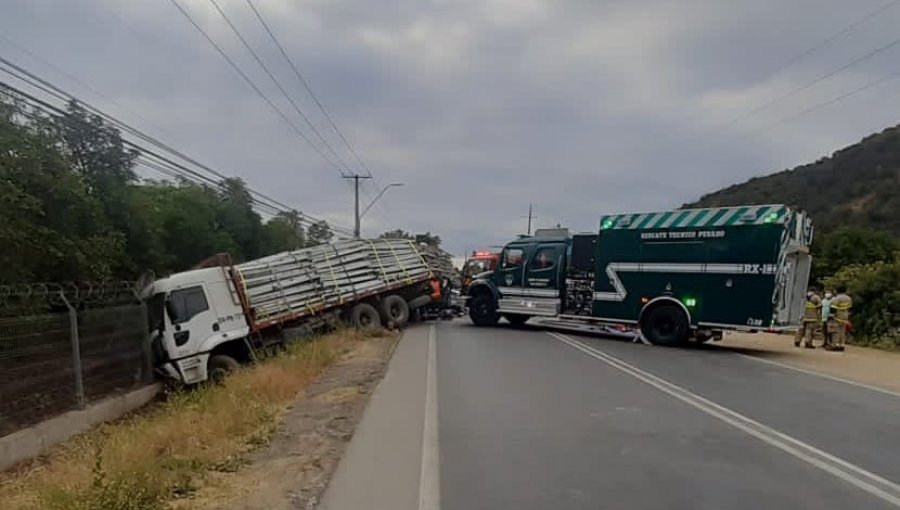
[320,320,900,510]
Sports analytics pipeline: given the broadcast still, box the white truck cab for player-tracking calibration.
[146,267,249,384]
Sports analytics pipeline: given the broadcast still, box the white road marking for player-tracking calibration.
[734,352,900,399]
[548,332,900,508]
[419,324,441,510]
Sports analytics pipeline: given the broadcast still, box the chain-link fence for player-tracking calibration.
[0,283,152,437]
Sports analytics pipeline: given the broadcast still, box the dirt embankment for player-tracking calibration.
[717,331,900,394]
[182,335,398,510]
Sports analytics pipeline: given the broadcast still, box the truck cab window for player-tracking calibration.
[166,286,209,325]
[529,247,556,270]
[502,248,524,269]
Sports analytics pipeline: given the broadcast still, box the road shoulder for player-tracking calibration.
[318,324,432,510]
[186,333,400,510]
[718,331,900,395]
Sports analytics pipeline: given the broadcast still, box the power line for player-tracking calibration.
[655,2,900,164]
[765,0,900,79]
[743,67,900,142]
[0,33,171,139]
[715,32,900,132]
[244,0,375,177]
[165,0,345,173]
[206,0,353,174]
[0,58,354,236]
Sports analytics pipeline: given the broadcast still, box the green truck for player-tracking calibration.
[466,204,813,345]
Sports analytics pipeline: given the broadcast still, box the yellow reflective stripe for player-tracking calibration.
[386,241,412,284]
[368,240,390,283]
[407,239,435,280]
[321,245,343,305]
[832,304,852,310]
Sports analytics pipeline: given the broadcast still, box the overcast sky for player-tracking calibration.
[3,0,900,256]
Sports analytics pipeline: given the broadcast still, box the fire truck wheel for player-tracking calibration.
[469,293,499,326]
[640,304,689,347]
[350,303,382,330]
[379,295,410,328]
[208,354,240,383]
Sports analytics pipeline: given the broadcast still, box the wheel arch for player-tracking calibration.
[209,338,253,364]
[639,296,692,326]
[467,280,499,302]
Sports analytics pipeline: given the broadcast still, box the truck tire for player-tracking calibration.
[350,303,382,329]
[504,314,531,326]
[640,304,689,347]
[379,295,410,328]
[469,293,499,327]
[208,354,240,383]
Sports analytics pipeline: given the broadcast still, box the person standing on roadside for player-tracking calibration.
[821,290,834,348]
[827,285,852,352]
[795,289,820,349]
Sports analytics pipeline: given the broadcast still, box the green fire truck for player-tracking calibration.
[466,204,813,345]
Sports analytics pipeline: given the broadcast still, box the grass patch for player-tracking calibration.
[0,328,374,510]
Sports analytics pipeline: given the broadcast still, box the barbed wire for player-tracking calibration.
[0,281,140,312]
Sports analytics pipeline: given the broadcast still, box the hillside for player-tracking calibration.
[686,125,900,235]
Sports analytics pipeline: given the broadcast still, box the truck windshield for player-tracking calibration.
[463,259,492,278]
[165,286,209,325]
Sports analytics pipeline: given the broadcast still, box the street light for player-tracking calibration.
[360,183,404,220]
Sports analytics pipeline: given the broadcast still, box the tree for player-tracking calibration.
[263,211,306,253]
[306,221,334,246]
[823,255,900,348]
[415,232,442,247]
[380,229,413,240]
[380,230,441,247]
[215,178,264,261]
[812,227,899,281]
[0,100,125,283]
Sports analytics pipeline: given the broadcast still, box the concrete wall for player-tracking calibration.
[0,384,160,472]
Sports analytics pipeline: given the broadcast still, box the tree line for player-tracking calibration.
[0,97,336,284]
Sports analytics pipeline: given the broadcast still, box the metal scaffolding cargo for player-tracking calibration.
[235,239,434,324]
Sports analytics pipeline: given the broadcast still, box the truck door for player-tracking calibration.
[496,245,527,295]
[524,243,566,298]
[164,284,218,361]
[496,242,564,317]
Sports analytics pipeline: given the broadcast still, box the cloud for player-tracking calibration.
[4,0,900,256]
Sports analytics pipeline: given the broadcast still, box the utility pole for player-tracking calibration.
[342,173,372,238]
[522,203,537,236]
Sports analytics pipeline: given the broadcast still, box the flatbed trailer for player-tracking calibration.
[145,239,437,384]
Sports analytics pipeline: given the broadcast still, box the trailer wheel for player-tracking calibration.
[208,354,240,383]
[350,303,382,329]
[379,295,410,328]
[504,314,531,327]
[469,293,499,327]
[640,304,689,347]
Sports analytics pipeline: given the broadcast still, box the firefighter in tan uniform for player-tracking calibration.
[795,289,821,349]
[826,286,852,352]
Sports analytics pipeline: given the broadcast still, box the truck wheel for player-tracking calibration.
[208,354,240,383]
[350,303,382,329]
[504,314,531,326]
[640,304,689,347]
[379,295,410,328]
[469,293,499,327]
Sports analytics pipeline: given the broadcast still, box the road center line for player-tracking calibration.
[733,352,900,399]
[548,332,900,508]
[419,324,441,510]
